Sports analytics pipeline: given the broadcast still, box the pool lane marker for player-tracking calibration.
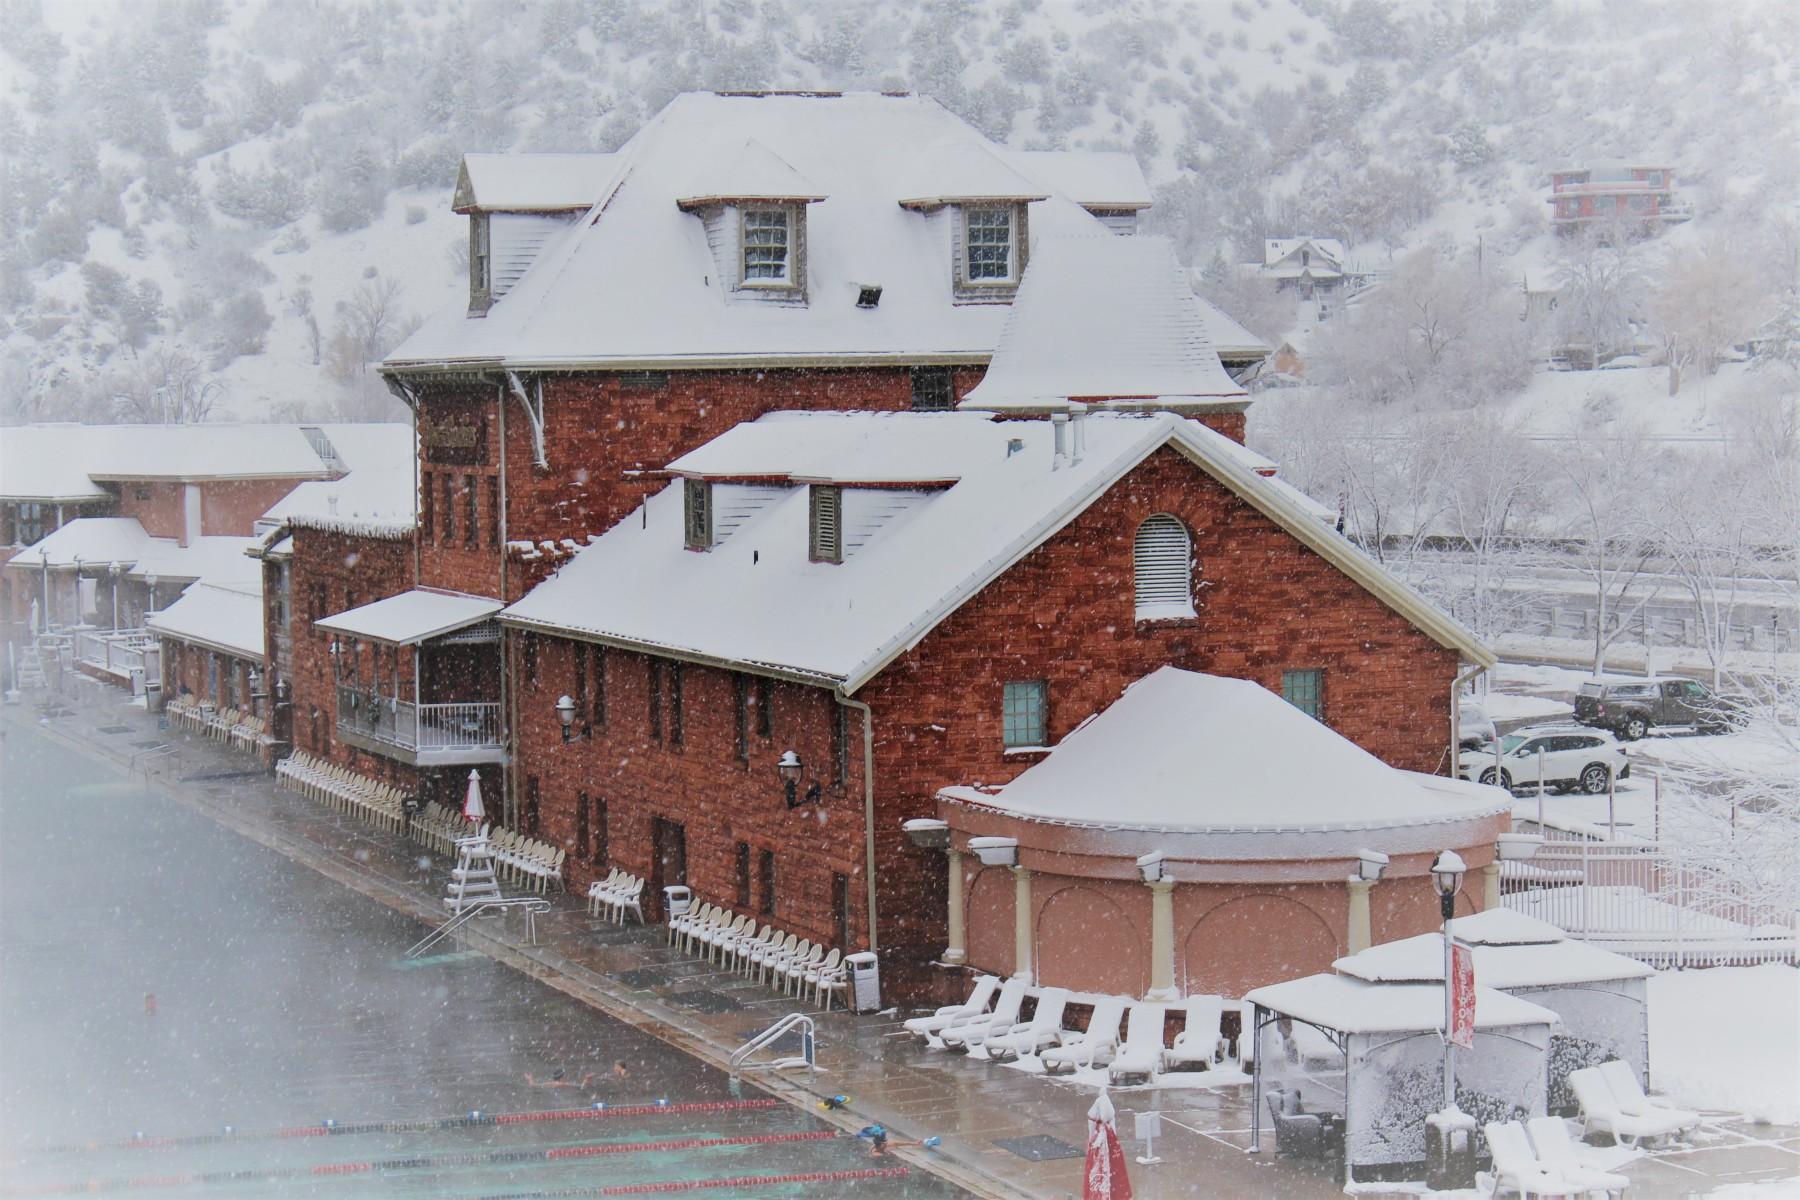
[4,1131,845,1197]
[467,1166,912,1198]
[18,1099,786,1158]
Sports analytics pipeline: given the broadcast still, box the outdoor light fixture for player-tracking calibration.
[1355,848,1390,882]
[1495,833,1543,862]
[968,836,1019,867]
[776,750,819,808]
[1430,849,1467,922]
[1135,851,1168,883]
[554,694,588,743]
[902,818,950,850]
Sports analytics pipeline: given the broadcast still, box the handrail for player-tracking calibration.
[404,896,552,959]
[729,1013,816,1077]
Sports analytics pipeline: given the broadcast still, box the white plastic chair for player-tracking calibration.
[1525,1116,1630,1197]
[984,988,1071,1063]
[904,975,1001,1040]
[1163,994,1228,1072]
[1106,1003,1167,1084]
[1482,1120,1583,1199]
[1041,997,1127,1075]
[937,978,1027,1050]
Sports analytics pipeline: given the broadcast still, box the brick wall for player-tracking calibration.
[199,478,310,536]
[161,638,258,710]
[116,482,187,541]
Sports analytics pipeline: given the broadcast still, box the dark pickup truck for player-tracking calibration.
[1573,676,1743,740]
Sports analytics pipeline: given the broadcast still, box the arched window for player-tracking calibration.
[1134,514,1195,620]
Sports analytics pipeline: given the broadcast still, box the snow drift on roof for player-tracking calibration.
[148,578,264,659]
[941,667,1511,834]
[456,153,623,212]
[959,237,1248,411]
[676,138,825,207]
[1008,150,1150,209]
[1243,972,1556,1034]
[315,589,502,646]
[385,92,1129,370]
[1332,915,1654,989]
[16,517,151,566]
[13,518,257,583]
[0,423,338,495]
[896,137,1049,207]
[0,426,112,501]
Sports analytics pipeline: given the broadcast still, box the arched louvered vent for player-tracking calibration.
[1134,514,1195,620]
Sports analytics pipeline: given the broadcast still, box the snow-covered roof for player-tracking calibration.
[454,153,624,213]
[10,518,257,583]
[502,411,1492,690]
[147,578,264,660]
[14,517,152,567]
[675,138,827,208]
[385,92,1140,372]
[314,589,502,646]
[959,237,1248,412]
[1264,237,1347,269]
[302,423,414,472]
[135,535,260,583]
[1008,150,1151,210]
[1332,910,1653,988]
[940,668,1511,834]
[258,465,415,534]
[0,423,340,498]
[1243,973,1557,1034]
[1192,292,1269,361]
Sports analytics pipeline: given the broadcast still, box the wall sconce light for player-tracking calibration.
[1135,851,1169,883]
[1495,833,1543,862]
[1355,848,1390,882]
[555,694,588,743]
[249,668,267,702]
[968,836,1019,867]
[901,818,950,850]
[777,750,818,807]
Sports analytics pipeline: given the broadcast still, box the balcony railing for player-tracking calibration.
[335,684,502,754]
[76,627,158,680]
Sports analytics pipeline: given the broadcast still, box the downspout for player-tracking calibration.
[497,379,516,828]
[835,691,878,953]
[1450,662,1487,776]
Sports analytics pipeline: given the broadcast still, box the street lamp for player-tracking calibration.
[554,694,588,742]
[1427,848,1472,1188]
[1430,849,1467,1099]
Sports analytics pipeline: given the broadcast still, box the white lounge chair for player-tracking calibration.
[1599,1059,1699,1139]
[1041,997,1127,1075]
[1482,1120,1584,1198]
[1107,1002,1167,1085]
[938,978,1029,1052]
[1569,1065,1694,1147]
[903,975,1000,1040]
[984,988,1071,1063]
[1163,994,1227,1072]
[1525,1117,1630,1197]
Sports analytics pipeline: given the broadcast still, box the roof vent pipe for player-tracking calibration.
[1005,437,1024,458]
[1051,412,1070,470]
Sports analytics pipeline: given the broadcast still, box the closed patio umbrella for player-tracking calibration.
[1083,1087,1132,1200]
[463,769,486,824]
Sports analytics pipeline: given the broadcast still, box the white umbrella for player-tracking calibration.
[463,769,486,824]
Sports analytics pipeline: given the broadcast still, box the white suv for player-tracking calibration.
[1458,726,1629,794]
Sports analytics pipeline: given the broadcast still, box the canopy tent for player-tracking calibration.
[1243,973,1556,1181]
[1334,909,1653,1113]
[314,590,502,647]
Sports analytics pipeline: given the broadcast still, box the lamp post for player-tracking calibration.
[1430,850,1467,1112]
[108,561,122,630]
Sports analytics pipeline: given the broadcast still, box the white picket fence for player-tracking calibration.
[1500,836,1799,968]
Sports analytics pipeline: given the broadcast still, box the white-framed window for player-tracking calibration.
[963,205,1016,283]
[1133,514,1195,620]
[741,206,793,285]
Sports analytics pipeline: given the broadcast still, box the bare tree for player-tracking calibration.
[1652,237,1768,395]
[108,346,223,423]
[1555,423,1665,674]
[1553,222,1649,369]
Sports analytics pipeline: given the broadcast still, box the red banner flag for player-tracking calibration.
[1449,941,1476,1050]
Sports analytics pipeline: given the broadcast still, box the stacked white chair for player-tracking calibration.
[273,751,410,833]
[587,871,645,924]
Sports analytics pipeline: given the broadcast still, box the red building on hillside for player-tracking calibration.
[1547,161,1692,234]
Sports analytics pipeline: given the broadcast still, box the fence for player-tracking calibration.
[336,684,501,753]
[1500,837,1799,968]
[74,627,159,685]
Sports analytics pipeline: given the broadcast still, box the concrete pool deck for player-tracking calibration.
[6,678,1796,1199]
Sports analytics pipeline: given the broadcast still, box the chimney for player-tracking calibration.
[1050,412,1070,470]
[1068,402,1088,465]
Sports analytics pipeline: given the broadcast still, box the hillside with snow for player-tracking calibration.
[0,0,1794,424]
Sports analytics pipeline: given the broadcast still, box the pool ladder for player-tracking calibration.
[730,1013,817,1077]
[405,897,553,958]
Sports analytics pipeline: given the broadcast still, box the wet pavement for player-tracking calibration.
[4,681,1797,1198]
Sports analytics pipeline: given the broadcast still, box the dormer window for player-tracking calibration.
[684,479,713,550]
[741,206,796,287]
[809,485,842,563]
[963,206,1016,282]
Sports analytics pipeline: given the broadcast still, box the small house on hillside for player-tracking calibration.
[1547,161,1693,235]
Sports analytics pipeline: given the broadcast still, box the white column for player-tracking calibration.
[1011,866,1033,983]
[1145,878,1178,1002]
[1347,877,1375,954]
[942,848,967,965]
[1482,862,1501,911]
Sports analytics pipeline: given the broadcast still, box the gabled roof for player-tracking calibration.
[675,139,827,209]
[453,153,624,213]
[255,423,416,537]
[385,93,1140,373]
[1244,973,1556,1034]
[147,578,265,660]
[1008,150,1151,210]
[939,668,1510,835]
[501,411,1492,691]
[0,423,339,498]
[11,517,258,583]
[959,237,1248,412]
[1264,237,1347,269]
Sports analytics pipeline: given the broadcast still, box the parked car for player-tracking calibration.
[1459,726,1629,794]
[1572,676,1745,740]
[1458,700,1497,751]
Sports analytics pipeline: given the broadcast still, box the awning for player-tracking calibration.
[314,589,503,647]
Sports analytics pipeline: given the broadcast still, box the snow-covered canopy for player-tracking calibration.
[9,518,258,584]
[315,589,502,646]
[0,423,342,500]
[959,237,1247,412]
[1333,910,1654,988]
[501,411,1489,689]
[453,153,624,213]
[1243,972,1556,1034]
[385,92,1137,371]
[147,578,264,659]
[940,667,1511,837]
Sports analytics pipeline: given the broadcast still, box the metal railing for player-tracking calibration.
[730,1013,817,1077]
[404,897,552,959]
[1501,839,1799,967]
[75,627,157,677]
[336,685,501,752]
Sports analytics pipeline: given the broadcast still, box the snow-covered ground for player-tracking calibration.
[1481,692,1574,724]
[1649,964,1800,1125]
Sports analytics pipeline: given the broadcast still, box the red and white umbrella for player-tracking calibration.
[462,769,486,824]
[1083,1087,1133,1200]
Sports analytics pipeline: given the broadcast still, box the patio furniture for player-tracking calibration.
[1482,1120,1585,1198]
[1164,994,1228,1072]
[1569,1065,1695,1147]
[1040,996,1127,1075]
[903,975,1000,1040]
[1524,1117,1630,1197]
[1266,1086,1327,1160]
[938,977,1029,1052]
[1107,1002,1167,1085]
[984,988,1071,1063]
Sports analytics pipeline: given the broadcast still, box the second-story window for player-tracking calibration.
[964,206,1016,282]
[741,207,793,285]
[684,479,712,551]
[463,474,477,548]
[733,674,749,764]
[1002,680,1048,749]
[910,367,955,411]
[809,486,842,563]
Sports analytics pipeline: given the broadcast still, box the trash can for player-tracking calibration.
[846,952,881,1013]
[663,885,692,923]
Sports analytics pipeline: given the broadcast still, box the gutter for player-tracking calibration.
[382,351,994,377]
[496,616,847,690]
[835,691,879,954]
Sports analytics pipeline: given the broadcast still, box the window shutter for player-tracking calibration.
[810,485,842,563]
[1133,514,1194,619]
[684,479,712,550]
